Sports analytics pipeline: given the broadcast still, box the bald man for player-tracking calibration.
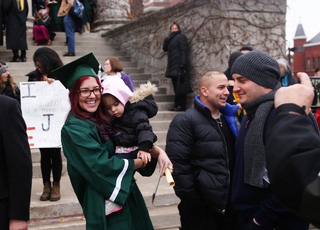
[166,71,240,230]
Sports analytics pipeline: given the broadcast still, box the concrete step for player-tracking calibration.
[152,111,180,120]
[151,120,171,132]
[156,102,175,111]
[130,73,152,80]
[29,211,180,230]
[29,167,180,229]
[149,205,180,230]
[154,95,175,102]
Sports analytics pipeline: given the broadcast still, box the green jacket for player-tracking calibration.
[61,112,154,229]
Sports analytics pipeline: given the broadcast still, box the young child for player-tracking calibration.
[101,77,158,215]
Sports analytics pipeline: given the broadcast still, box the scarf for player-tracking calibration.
[281,73,289,87]
[16,0,24,11]
[243,83,280,188]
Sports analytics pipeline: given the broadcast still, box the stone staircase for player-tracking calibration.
[0,31,181,229]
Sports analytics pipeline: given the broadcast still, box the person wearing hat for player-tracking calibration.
[101,77,158,215]
[51,53,172,229]
[230,50,318,229]
[224,51,245,123]
[0,61,20,103]
[239,46,253,54]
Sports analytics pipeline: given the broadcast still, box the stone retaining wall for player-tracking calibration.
[103,0,286,93]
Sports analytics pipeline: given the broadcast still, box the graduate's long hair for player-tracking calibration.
[69,76,113,142]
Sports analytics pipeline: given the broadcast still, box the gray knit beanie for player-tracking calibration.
[231,50,281,89]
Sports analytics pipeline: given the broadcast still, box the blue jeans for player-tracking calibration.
[63,15,75,53]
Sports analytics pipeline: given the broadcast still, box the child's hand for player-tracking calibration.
[137,150,151,167]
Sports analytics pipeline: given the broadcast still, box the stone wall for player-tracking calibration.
[102,0,286,92]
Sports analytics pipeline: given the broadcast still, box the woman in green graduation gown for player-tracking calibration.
[51,53,173,230]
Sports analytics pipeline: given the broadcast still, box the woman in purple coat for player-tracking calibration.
[102,57,135,92]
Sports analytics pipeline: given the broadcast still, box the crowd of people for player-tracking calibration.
[0,17,320,230]
[0,0,96,61]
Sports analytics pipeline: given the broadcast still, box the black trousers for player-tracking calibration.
[12,50,26,58]
[0,198,9,229]
[171,77,186,109]
[178,201,241,230]
[40,148,62,184]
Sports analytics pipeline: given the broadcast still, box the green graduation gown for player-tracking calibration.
[61,112,154,230]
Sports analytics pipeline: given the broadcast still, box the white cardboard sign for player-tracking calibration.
[20,81,70,148]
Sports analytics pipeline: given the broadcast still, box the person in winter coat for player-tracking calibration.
[163,22,189,111]
[231,50,315,230]
[33,8,52,46]
[166,71,240,230]
[0,95,32,230]
[51,53,173,229]
[101,77,158,215]
[102,56,134,92]
[0,0,3,46]
[277,58,297,87]
[265,72,320,228]
[2,0,28,62]
[26,47,64,202]
[0,61,20,103]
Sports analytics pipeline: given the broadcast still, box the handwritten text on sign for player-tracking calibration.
[20,81,70,148]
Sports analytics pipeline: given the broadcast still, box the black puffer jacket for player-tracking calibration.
[166,97,238,214]
[26,69,41,82]
[163,31,188,78]
[112,82,158,152]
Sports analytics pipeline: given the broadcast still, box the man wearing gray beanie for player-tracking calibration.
[230,50,315,230]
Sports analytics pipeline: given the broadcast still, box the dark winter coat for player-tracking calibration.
[266,103,320,228]
[3,0,28,50]
[0,0,3,46]
[163,31,188,78]
[166,96,239,214]
[232,104,313,229]
[1,82,20,103]
[26,69,42,82]
[112,83,158,152]
[0,96,32,228]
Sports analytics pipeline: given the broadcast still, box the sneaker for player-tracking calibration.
[105,200,123,216]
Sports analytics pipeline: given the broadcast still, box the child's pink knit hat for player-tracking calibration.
[101,77,133,105]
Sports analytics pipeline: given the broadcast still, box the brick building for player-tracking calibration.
[292,23,320,76]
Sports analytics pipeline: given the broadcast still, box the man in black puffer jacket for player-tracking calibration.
[166,71,240,230]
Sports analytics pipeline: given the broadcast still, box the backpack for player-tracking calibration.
[73,0,84,18]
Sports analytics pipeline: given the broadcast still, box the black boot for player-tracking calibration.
[21,50,26,62]
[11,50,20,62]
